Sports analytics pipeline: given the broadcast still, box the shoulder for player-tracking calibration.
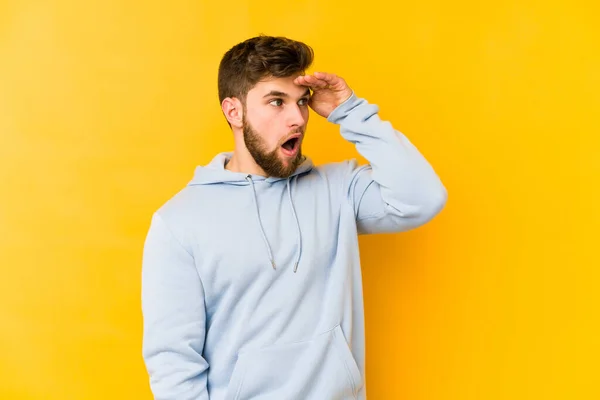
[148,185,207,237]
[293,159,367,200]
[306,158,364,183]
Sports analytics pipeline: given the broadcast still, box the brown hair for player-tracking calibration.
[218,35,314,105]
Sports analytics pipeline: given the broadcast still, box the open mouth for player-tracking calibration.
[281,136,301,156]
[282,137,299,151]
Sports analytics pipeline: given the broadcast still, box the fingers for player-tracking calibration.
[313,71,339,84]
[294,72,341,90]
[295,75,327,89]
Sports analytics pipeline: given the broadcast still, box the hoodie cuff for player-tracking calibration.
[326,91,366,124]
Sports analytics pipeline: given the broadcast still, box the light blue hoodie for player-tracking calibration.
[141,92,447,399]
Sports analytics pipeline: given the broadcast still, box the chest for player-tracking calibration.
[190,179,343,306]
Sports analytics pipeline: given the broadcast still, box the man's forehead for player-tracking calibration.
[254,76,309,96]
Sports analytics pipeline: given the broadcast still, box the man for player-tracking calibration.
[141,35,447,399]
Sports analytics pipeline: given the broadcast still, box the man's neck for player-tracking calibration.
[225,150,267,177]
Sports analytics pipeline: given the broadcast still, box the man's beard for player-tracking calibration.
[243,117,304,178]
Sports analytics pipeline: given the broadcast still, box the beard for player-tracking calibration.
[243,117,304,178]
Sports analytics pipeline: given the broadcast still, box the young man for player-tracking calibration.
[142,35,447,399]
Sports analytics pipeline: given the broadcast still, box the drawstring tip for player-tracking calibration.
[271,260,276,270]
[293,262,299,273]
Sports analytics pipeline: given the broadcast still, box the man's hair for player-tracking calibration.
[218,35,314,105]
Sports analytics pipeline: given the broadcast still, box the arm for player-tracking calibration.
[329,92,447,234]
[141,213,209,399]
[295,72,447,235]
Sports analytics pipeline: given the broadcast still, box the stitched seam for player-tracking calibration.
[154,212,207,301]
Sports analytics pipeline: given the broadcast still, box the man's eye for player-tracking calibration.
[269,99,283,106]
[298,98,309,106]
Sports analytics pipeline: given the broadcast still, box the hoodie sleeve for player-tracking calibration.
[327,92,447,235]
[141,213,209,399]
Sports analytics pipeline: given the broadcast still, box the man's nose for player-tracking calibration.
[287,104,306,127]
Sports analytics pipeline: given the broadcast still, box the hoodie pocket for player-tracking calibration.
[225,325,363,400]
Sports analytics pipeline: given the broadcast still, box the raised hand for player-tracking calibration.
[293,72,353,119]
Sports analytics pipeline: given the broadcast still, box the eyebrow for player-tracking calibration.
[263,89,311,99]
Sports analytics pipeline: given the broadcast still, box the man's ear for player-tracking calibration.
[221,97,243,128]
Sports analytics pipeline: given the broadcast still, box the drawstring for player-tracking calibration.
[246,175,276,270]
[246,175,303,272]
[287,177,302,273]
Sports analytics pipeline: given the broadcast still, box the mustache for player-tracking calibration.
[279,130,304,146]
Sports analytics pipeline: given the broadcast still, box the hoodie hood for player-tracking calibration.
[188,152,314,186]
[187,152,313,273]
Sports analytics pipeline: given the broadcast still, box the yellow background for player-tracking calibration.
[1,0,599,399]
